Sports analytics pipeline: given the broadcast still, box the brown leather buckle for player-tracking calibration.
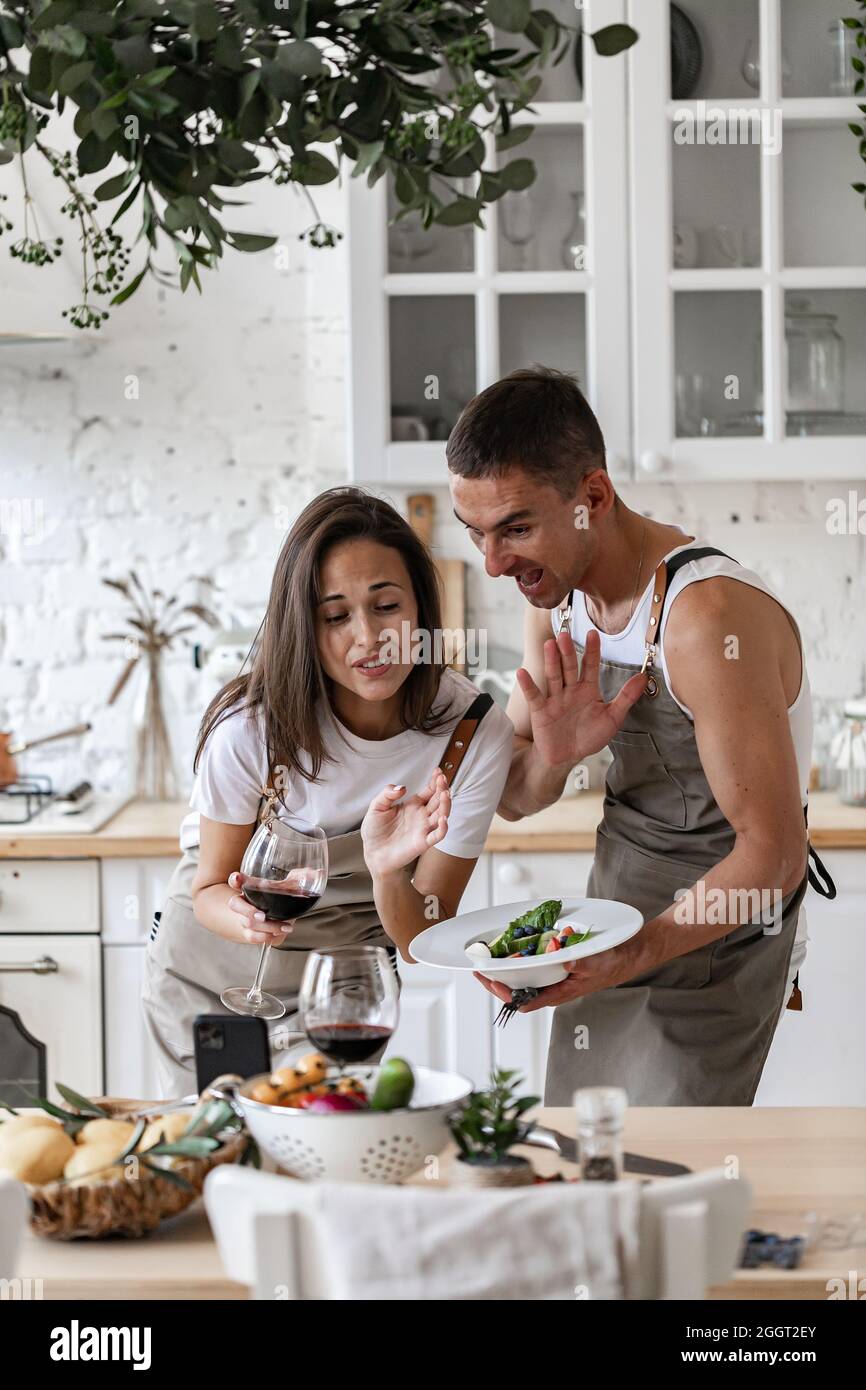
[438,717,477,788]
[639,560,669,698]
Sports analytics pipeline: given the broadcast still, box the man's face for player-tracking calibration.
[450,469,595,610]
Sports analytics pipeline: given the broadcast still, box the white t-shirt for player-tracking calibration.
[179,668,514,859]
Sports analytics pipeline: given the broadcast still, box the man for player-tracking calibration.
[446,367,824,1106]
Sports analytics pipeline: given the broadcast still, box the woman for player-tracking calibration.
[142,487,514,1097]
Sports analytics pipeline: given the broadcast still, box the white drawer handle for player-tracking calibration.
[0,955,60,975]
[497,862,526,886]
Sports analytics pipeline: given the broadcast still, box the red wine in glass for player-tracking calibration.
[221,820,328,1020]
[299,946,400,1074]
[241,878,321,922]
[305,1022,394,1066]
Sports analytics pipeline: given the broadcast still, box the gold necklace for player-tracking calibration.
[587,518,648,633]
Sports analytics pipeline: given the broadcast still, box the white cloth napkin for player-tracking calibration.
[309,1179,641,1300]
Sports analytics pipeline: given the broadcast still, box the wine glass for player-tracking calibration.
[221,819,328,1020]
[298,946,400,1074]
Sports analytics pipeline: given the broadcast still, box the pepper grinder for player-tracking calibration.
[575,1085,628,1181]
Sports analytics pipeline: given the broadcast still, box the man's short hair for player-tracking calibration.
[446,366,607,499]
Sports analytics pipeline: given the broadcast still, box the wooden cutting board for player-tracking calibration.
[407,494,466,673]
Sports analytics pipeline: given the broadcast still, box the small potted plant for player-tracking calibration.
[447,1069,539,1188]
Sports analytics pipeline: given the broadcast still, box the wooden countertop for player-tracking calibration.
[486,789,866,852]
[15,1106,865,1301]
[1,789,865,859]
[0,799,188,859]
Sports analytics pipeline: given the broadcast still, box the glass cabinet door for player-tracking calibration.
[629,0,866,479]
[348,0,631,485]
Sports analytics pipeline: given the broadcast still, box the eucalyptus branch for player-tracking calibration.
[0,0,639,324]
[846,5,866,208]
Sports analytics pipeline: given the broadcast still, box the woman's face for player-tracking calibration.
[315,538,420,707]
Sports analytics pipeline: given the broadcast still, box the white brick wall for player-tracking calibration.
[1,172,863,798]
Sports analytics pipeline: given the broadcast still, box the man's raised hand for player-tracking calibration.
[515,627,647,770]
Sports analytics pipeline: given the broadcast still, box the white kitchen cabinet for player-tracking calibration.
[0,934,103,1102]
[389,855,495,1086]
[0,859,102,1102]
[756,850,866,1105]
[96,843,866,1110]
[347,0,632,487]
[0,858,99,933]
[101,857,178,1101]
[103,943,162,1101]
[347,0,865,484]
[629,0,866,480]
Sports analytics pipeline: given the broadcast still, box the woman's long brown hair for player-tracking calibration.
[194,487,449,790]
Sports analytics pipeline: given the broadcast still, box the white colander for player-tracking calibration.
[221,1066,472,1183]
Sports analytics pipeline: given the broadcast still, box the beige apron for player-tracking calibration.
[142,692,494,1099]
[545,548,811,1107]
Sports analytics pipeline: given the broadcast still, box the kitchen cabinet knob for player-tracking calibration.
[497,862,525,886]
[638,450,668,475]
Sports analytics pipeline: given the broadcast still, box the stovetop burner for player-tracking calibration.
[0,774,55,824]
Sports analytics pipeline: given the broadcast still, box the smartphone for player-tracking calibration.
[193,1014,271,1093]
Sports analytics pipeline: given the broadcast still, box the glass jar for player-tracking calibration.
[575,1085,627,1181]
[828,19,858,97]
[785,298,845,414]
[829,698,866,807]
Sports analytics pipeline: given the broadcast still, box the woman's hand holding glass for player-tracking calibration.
[221,819,328,1020]
[361,769,451,877]
[227,869,298,945]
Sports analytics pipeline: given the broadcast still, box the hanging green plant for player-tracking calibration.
[845,4,866,208]
[0,1,637,327]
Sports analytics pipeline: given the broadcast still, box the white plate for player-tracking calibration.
[409,897,644,989]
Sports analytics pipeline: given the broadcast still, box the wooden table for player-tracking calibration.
[15,1106,865,1300]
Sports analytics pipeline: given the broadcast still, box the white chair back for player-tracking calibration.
[0,1175,29,1282]
[205,1165,750,1300]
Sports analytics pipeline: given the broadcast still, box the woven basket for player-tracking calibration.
[26,1098,250,1240]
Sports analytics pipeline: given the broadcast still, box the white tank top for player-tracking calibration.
[555,537,813,805]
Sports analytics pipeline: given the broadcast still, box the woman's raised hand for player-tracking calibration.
[516,627,647,770]
[361,769,451,877]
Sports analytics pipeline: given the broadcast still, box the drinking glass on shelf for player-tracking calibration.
[741,35,791,92]
[828,19,858,97]
[710,223,761,268]
[298,946,400,1073]
[221,819,328,1020]
[676,371,717,437]
[500,188,535,270]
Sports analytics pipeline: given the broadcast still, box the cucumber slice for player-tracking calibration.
[535,930,557,956]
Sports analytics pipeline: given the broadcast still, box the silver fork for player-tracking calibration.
[493,986,541,1027]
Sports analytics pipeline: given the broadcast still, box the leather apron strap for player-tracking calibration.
[640,546,734,696]
[437,692,494,787]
